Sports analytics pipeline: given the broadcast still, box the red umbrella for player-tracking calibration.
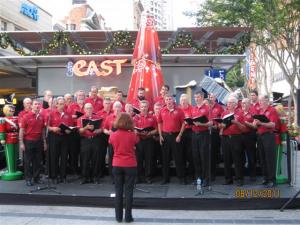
[127,14,165,103]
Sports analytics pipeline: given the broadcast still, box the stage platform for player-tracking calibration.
[1,174,299,210]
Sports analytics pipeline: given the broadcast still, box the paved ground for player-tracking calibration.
[0,205,300,225]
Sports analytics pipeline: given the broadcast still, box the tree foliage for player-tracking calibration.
[187,0,300,124]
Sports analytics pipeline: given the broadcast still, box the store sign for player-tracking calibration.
[20,3,39,21]
[204,68,227,80]
[72,59,128,77]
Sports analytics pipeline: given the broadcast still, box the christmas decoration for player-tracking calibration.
[127,14,164,103]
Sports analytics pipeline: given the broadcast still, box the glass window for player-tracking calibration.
[1,21,7,31]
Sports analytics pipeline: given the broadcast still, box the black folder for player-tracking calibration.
[213,113,234,127]
[253,114,270,123]
[59,123,76,133]
[184,116,209,125]
[134,126,155,133]
[82,119,102,131]
[133,107,140,114]
[75,111,84,118]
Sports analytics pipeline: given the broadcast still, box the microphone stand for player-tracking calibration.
[30,98,60,194]
[195,102,228,196]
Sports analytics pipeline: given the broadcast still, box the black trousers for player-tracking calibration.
[182,128,194,176]
[136,138,155,179]
[24,139,43,181]
[161,132,185,181]
[68,130,80,174]
[80,136,100,180]
[221,135,244,182]
[242,132,257,178]
[192,131,209,181]
[108,144,114,180]
[113,166,137,221]
[48,132,69,179]
[210,128,221,177]
[257,132,276,182]
[97,133,109,178]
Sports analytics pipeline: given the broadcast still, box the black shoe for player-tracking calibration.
[34,179,44,185]
[223,180,233,185]
[116,218,122,223]
[94,178,100,184]
[26,180,33,186]
[236,180,244,187]
[125,217,134,223]
[145,178,152,184]
[80,179,89,185]
[266,182,275,188]
[160,179,169,185]
[202,180,209,187]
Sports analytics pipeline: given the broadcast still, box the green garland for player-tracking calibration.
[0,30,249,56]
[161,30,208,54]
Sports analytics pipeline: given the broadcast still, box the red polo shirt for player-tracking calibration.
[67,102,85,125]
[153,96,166,107]
[157,106,185,133]
[221,109,244,136]
[133,113,157,129]
[242,110,255,133]
[48,110,73,135]
[77,114,100,138]
[191,104,210,132]
[131,98,153,112]
[209,103,224,126]
[85,96,103,113]
[250,102,260,115]
[109,129,139,167]
[18,109,30,127]
[256,105,279,135]
[21,111,45,141]
[103,113,118,131]
[179,104,192,129]
[97,109,113,121]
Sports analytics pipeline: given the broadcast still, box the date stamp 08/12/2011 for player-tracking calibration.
[234,188,281,198]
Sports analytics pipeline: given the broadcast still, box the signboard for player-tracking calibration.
[204,68,227,80]
[67,59,128,77]
[20,3,39,21]
[246,47,256,89]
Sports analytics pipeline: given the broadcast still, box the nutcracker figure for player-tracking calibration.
[0,104,23,180]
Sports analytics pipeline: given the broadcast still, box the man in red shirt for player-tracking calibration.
[220,96,245,186]
[96,98,113,180]
[47,97,73,184]
[241,98,257,181]
[66,90,86,175]
[253,95,278,188]
[191,91,212,186]
[249,90,260,114]
[130,87,153,113]
[158,95,186,184]
[77,103,102,184]
[18,98,32,128]
[85,86,103,113]
[134,100,157,184]
[208,93,224,180]
[153,85,169,107]
[179,94,194,179]
[19,99,47,186]
[114,90,126,111]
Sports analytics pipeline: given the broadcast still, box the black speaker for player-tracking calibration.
[297,89,300,126]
